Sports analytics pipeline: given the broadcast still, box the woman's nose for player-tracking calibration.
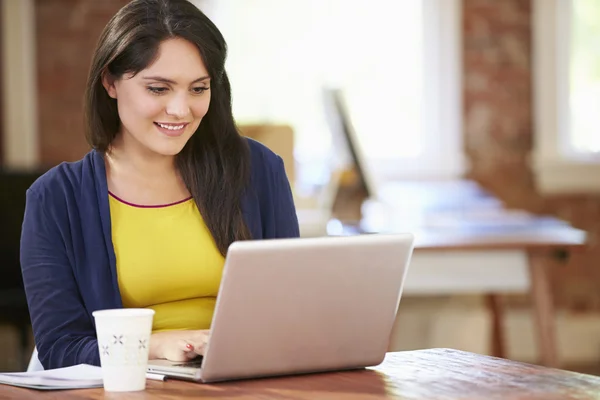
[165,94,191,119]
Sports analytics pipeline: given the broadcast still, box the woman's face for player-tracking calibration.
[103,38,211,157]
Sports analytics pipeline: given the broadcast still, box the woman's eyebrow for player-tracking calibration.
[142,75,211,84]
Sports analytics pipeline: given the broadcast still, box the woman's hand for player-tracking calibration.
[149,330,210,362]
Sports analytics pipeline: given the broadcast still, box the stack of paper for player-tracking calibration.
[0,364,103,390]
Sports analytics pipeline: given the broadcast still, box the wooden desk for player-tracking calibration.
[340,222,587,368]
[3,349,599,399]
[418,226,585,369]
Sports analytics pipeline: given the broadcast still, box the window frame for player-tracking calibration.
[532,0,600,194]
[0,0,38,169]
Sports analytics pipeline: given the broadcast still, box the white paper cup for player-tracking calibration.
[92,308,155,392]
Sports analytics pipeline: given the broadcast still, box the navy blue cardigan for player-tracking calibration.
[20,139,300,370]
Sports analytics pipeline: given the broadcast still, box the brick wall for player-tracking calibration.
[463,0,600,311]
[35,0,130,166]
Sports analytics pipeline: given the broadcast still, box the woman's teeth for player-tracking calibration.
[157,123,184,130]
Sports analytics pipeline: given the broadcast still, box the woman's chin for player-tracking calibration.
[146,141,189,157]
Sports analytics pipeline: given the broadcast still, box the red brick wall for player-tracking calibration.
[463,0,600,310]
[35,0,130,167]
[463,0,536,209]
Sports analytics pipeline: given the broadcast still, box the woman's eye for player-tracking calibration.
[147,87,168,94]
[192,87,209,95]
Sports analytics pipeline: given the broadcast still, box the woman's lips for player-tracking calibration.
[154,122,189,137]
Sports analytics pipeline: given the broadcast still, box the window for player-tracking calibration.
[533,0,600,193]
[568,0,600,156]
[203,0,463,187]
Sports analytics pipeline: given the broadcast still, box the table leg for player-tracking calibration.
[528,250,559,368]
[486,294,506,359]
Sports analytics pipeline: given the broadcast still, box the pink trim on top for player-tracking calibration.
[108,191,192,208]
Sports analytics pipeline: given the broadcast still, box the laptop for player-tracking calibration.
[146,233,414,383]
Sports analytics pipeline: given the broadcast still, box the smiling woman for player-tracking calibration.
[19,0,299,370]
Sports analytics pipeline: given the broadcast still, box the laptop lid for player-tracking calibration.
[199,233,414,383]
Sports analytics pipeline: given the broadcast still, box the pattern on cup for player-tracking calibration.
[98,333,151,367]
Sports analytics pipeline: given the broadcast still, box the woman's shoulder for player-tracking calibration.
[243,137,299,238]
[244,137,290,188]
[27,150,98,202]
[245,137,284,171]
[244,135,295,199]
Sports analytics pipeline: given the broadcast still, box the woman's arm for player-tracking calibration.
[20,189,100,369]
[273,156,300,238]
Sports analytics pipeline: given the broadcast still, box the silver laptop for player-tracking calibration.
[146,233,414,383]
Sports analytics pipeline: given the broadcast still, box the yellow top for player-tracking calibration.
[109,192,224,332]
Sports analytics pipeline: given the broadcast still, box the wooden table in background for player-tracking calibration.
[2,349,599,399]
[418,225,586,368]
[341,222,587,368]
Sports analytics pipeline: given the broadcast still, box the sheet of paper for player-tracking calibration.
[0,364,166,390]
[0,364,103,390]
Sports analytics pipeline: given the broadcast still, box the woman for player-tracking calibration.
[20,0,299,370]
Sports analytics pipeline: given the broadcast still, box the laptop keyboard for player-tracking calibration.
[172,356,204,368]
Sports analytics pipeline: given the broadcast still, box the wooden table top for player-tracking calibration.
[3,348,600,399]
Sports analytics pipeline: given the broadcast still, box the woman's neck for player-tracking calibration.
[108,139,176,180]
[105,133,190,205]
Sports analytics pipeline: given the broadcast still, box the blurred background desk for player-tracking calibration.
[333,215,587,368]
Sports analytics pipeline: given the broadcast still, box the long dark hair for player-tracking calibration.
[84,0,251,256]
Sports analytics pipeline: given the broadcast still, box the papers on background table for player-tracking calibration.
[0,364,103,390]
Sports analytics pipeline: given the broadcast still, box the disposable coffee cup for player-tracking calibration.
[92,308,155,392]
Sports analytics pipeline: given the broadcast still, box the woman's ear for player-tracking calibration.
[101,70,118,99]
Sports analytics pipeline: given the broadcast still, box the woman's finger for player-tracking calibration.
[177,339,195,353]
[188,336,209,356]
[187,341,206,355]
